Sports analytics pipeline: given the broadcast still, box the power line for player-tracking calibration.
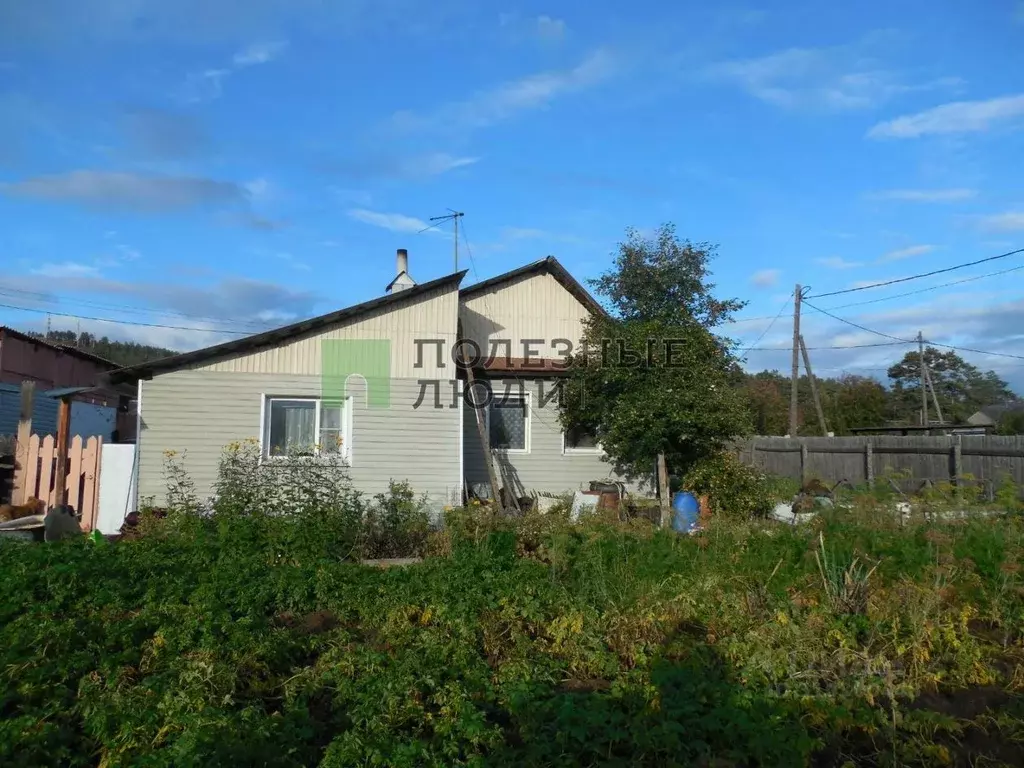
[806,247,1024,299]
[819,263,1024,311]
[803,300,1024,362]
[739,296,790,358]
[0,286,274,330]
[0,301,255,335]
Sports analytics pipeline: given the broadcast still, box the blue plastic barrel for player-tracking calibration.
[671,491,700,533]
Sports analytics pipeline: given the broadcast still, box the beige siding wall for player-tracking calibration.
[462,378,651,496]
[459,273,591,359]
[139,371,461,508]
[195,285,458,379]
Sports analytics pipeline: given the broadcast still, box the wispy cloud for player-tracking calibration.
[868,94,1024,138]
[390,49,616,134]
[121,107,208,159]
[535,15,567,41]
[751,268,780,287]
[179,39,288,103]
[233,40,288,66]
[880,244,935,262]
[31,261,101,279]
[978,211,1024,232]
[706,43,961,111]
[868,188,977,202]
[347,208,432,234]
[319,152,478,180]
[2,170,244,212]
[816,256,864,269]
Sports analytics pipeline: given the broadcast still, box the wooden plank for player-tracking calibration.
[39,435,55,507]
[657,452,670,528]
[79,437,101,532]
[54,398,72,506]
[24,434,41,502]
[12,381,35,505]
[865,441,874,488]
[67,435,84,515]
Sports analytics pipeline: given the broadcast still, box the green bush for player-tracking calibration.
[682,450,775,518]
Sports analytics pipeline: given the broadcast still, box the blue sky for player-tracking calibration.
[1,0,1022,388]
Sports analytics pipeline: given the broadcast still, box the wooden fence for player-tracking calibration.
[13,434,103,531]
[736,435,1024,492]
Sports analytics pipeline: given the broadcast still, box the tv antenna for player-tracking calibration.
[421,209,464,271]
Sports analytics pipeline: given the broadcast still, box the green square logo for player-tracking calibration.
[321,339,391,408]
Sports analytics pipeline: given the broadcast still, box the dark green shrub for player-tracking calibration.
[682,451,774,518]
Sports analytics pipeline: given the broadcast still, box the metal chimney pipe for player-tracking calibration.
[396,248,408,276]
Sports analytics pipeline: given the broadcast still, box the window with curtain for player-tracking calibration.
[263,398,348,458]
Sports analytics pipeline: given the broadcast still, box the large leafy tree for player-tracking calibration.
[887,347,1018,423]
[561,225,752,476]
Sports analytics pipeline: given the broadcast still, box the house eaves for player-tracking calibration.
[106,270,468,385]
[459,256,609,319]
[0,326,121,369]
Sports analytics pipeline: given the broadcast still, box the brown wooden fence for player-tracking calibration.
[736,435,1024,493]
[13,434,103,531]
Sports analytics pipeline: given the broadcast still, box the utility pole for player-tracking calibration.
[427,210,465,271]
[789,284,803,437]
[918,331,929,427]
[799,335,829,436]
[924,365,945,424]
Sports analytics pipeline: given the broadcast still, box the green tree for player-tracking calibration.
[887,347,1017,423]
[561,225,751,476]
[588,224,746,328]
[996,409,1024,435]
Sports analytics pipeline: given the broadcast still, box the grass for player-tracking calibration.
[1,489,1023,766]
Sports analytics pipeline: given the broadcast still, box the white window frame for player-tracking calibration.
[561,423,604,455]
[485,390,531,454]
[259,395,352,463]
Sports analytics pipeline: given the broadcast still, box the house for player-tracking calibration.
[0,327,131,441]
[107,251,640,512]
[967,403,1024,430]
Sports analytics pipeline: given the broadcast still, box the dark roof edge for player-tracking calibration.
[107,270,468,384]
[459,256,609,319]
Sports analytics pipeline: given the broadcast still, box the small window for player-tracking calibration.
[263,397,349,459]
[564,424,600,452]
[489,392,530,452]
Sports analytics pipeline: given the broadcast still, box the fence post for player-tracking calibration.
[952,434,962,487]
[800,441,809,484]
[865,440,874,489]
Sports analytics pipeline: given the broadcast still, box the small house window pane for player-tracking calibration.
[266,400,316,457]
[566,425,598,450]
[490,397,527,450]
[320,404,344,454]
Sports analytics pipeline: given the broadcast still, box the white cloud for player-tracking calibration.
[535,15,566,40]
[869,188,977,202]
[751,269,780,287]
[31,262,100,278]
[180,68,230,103]
[978,211,1024,232]
[881,244,935,262]
[816,256,864,269]
[233,40,288,66]
[399,153,478,176]
[347,208,432,233]
[2,170,245,212]
[244,177,272,200]
[390,49,616,134]
[868,94,1024,138]
[706,44,960,111]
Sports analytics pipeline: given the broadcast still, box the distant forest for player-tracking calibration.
[26,329,178,368]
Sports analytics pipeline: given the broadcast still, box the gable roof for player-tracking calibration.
[107,270,468,384]
[0,326,121,369]
[459,256,608,318]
